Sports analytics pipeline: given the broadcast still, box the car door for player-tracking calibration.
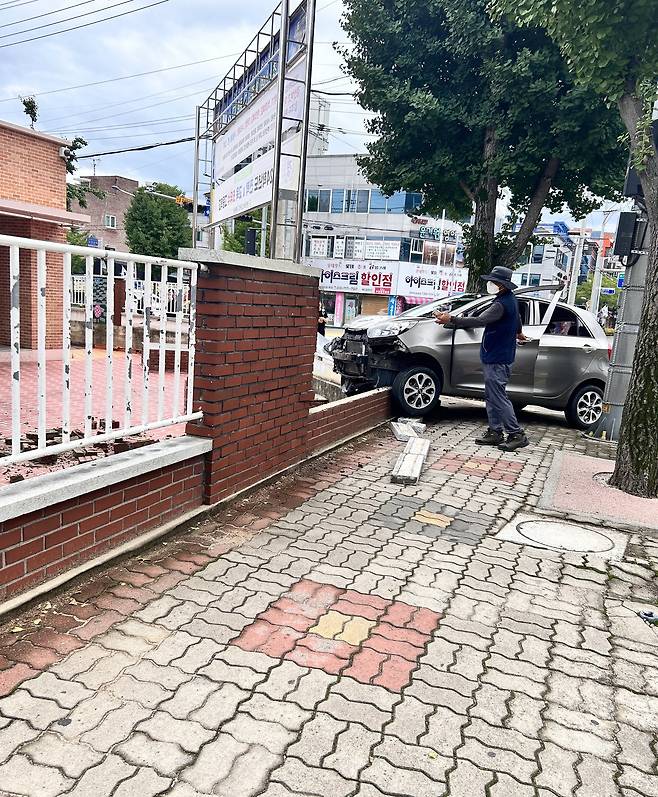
[532,302,599,399]
[449,296,538,395]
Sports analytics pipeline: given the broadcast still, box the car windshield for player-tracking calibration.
[397,293,482,319]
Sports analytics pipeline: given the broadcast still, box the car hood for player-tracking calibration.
[344,315,392,331]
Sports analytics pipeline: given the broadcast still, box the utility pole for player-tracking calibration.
[589,244,605,316]
[567,222,586,304]
[588,208,649,442]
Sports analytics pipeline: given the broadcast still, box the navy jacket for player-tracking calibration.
[449,290,522,365]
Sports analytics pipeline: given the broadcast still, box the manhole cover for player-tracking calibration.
[494,512,628,560]
[516,520,613,553]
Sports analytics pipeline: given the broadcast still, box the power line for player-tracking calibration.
[77,136,194,158]
[0,0,170,49]
[0,0,41,9]
[0,51,242,103]
[1,0,107,30]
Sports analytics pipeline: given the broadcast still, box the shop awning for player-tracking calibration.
[0,198,90,226]
[403,296,435,305]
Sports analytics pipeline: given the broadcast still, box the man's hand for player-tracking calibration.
[434,311,451,325]
[517,332,530,345]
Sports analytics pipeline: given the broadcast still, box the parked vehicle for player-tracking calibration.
[326,286,610,429]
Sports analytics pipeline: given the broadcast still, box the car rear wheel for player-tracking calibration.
[392,366,442,417]
[565,384,604,430]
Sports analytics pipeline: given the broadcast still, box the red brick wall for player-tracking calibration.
[307,390,393,454]
[0,124,67,208]
[0,217,65,348]
[187,263,317,504]
[0,457,205,601]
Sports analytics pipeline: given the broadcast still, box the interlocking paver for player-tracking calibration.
[1,410,656,795]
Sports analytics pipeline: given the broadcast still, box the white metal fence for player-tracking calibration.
[0,233,201,465]
[71,274,191,316]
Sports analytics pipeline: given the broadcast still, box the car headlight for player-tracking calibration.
[367,321,417,339]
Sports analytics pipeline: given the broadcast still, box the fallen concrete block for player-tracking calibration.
[390,421,420,442]
[397,418,427,434]
[391,437,430,484]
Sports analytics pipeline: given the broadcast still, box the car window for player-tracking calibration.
[539,303,593,338]
[465,298,531,325]
[397,294,480,319]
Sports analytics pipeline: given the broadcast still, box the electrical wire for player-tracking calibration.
[0,0,169,48]
[0,51,242,103]
[1,0,146,39]
[0,0,41,9]
[1,0,109,29]
[77,136,193,158]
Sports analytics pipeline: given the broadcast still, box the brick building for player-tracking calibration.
[70,175,138,252]
[0,119,90,349]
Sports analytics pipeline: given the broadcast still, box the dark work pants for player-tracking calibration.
[482,362,521,434]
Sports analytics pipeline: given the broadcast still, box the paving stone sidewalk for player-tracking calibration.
[1,400,658,796]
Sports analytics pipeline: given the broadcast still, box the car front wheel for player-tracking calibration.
[565,384,604,430]
[392,366,442,417]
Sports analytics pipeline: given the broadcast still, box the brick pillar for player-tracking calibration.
[186,255,319,504]
[0,216,64,349]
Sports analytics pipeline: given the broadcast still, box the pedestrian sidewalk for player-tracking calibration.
[1,400,657,796]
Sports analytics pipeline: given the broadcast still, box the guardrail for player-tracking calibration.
[0,234,201,465]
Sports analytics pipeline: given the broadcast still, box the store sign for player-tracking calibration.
[364,240,401,261]
[398,263,470,299]
[310,237,329,258]
[418,226,458,242]
[212,135,300,222]
[333,237,345,258]
[315,258,396,295]
[213,58,306,180]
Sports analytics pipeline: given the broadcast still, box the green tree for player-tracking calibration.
[63,137,105,210]
[124,183,192,258]
[490,0,658,497]
[220,209,268,256]
[66,227,88,274]
[340,0,626,284]
[20,96,38,129]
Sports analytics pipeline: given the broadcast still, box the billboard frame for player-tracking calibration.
[192,0,315,262]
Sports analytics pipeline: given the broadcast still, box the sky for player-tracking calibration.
[0,0,622,231]
[0,0,367,194]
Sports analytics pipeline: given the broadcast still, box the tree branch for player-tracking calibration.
[459,180,476,204]
[499,156,561,267]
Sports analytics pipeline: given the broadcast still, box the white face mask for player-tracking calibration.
[486,281,500,295]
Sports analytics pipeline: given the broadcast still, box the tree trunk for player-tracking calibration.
[609,91,658,497]
[499,156,561,268]
[468,128,498,290]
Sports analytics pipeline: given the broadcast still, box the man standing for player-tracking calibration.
[434,266,529,452]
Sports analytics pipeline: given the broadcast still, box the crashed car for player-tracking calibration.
[325,285,610,429]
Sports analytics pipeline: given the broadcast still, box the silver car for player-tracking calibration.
[326,285,610,429]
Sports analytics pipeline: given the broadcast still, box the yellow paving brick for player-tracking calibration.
[336,616,376,645]
[309,611,351,640]
[414,511,451,528]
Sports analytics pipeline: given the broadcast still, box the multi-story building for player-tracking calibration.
[304,154,466,326]
[71,175,138,251]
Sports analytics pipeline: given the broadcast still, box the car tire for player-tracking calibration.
[392,366,442,417]
[565,384,604,430]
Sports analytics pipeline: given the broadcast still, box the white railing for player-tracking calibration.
[0,234,201,466]
[71,274,191,316]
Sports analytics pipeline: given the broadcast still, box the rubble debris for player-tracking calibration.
[390,421,421,442]
[397,418,427,434]
[391,437,430,484]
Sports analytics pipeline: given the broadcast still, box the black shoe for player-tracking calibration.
[498,432,529,452]
[475,428,504,446]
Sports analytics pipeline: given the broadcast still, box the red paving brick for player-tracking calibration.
[372,655,416,691]
[71,610,123,641]
[4,640,60,669]
[285,646,347,675]
[342,648,388,683]
[260,606,317,634]
[25,630,84,655]
[362,635,423,662]
[0,663,37,697]
[331,597,385,621]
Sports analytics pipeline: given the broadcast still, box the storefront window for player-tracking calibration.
[410,238,423,263]
[331,190,345,213]
[370,190,387,214]
[320,292,337,326]
[405,192,422,213]
[344,295,362,323]
[318,190,331,213]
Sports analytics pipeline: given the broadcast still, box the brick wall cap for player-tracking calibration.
[0,198,90,226]
[179,247,321,279]
[309,387,391,416]
[0,119,71,146]
[0,435,211,524]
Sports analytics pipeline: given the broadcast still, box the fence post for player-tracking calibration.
[184,252,318,504]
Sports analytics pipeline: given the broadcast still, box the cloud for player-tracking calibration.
[0,0,369,193]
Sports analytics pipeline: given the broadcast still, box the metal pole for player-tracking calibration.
[269,0,291,259]
[260,206,268,257]
[293,0,317,263]
[192,106,202,250]
[589,245,604,316]
[587,207,648,442]
[567,222,585,304]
